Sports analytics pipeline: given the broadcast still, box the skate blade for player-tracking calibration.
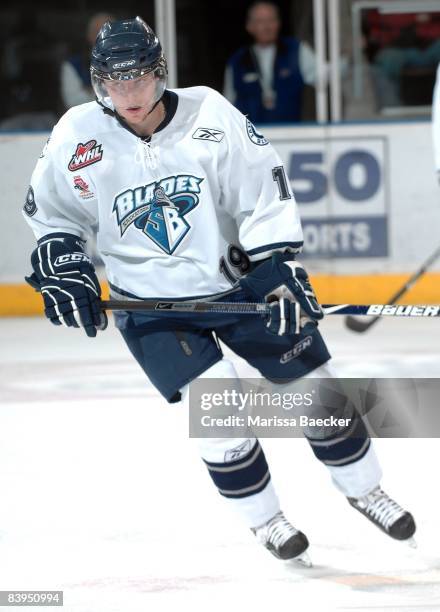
[404,537,417,549]
[293,551,313,568]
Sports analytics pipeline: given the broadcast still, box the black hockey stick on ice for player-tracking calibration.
[345,244,440,333]
[101,300,440,318]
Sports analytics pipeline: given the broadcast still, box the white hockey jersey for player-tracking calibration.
[23,86,303,299]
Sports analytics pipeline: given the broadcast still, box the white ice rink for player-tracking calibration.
[1,315,439,612]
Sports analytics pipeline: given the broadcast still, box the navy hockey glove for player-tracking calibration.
[26,234,107,338]
[240,252,323,336]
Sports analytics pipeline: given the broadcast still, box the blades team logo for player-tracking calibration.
[23,186,37,217]
[246,118,268,146]
[68,140,103,171]
[73,176,95,200]
[113,175,203,255]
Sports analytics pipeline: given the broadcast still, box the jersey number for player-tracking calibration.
[272,166,291,201]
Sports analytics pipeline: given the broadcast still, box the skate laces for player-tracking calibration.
[255,511,298,548]
[356,487,406,530]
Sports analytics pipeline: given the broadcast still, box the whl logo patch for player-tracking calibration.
[68,140,103,171]
[113,174,203,255]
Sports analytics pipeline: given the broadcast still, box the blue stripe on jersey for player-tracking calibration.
[246,241,303,257]
[37,232,84,245]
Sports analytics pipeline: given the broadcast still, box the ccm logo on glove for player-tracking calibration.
[54,253,91,266]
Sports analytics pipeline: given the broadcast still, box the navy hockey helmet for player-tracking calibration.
[90,16,167,110]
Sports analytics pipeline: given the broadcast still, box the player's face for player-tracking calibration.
[105,72,157,124]
[246,4,281,45]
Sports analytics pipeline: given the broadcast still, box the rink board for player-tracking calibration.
[1,120,439,315]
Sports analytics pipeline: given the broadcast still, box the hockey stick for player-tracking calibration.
[101,300,440,318]
[345,244,440,332]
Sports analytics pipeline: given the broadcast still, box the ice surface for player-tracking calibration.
[0,316,439,611]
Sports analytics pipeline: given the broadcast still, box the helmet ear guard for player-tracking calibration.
[90,16,168,109]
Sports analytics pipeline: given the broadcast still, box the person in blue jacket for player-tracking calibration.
[224,1,319,124]
[60,12,114,109]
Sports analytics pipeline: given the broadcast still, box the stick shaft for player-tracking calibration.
[388,244,440,302]
[101,300,440,318]
[345,244,440,332]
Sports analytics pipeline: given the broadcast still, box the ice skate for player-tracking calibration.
[252,511,311,565]
[348,486,416,546]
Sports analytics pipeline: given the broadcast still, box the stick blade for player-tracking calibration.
[344,315,377,333]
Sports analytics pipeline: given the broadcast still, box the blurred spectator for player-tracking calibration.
[0,12,63,130]
[223,1,319,124]
[364,10,440,108]
[61,12,114,109]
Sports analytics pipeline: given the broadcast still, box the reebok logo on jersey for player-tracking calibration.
[192,128,225,143]
[68,140,103,171]
[280,336,313,364]
[113,174,204,255]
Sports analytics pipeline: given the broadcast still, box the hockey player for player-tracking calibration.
[23,17,416,562]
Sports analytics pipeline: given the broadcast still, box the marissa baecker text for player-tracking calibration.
[200,415,352,428]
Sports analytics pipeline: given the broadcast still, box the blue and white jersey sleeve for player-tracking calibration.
[23,119,97,242]
[217,97,303,262]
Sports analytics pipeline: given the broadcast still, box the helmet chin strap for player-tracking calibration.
[97,94,163,118]
[148,97,162,115]
[98,91,169,139]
